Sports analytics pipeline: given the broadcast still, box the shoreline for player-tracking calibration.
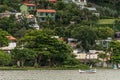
[0,66,113,70]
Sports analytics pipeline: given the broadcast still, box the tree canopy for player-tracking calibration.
[21,30,79,67]
[110,41,120,64]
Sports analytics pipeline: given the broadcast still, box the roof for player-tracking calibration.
[6,36,16,41]
[48,0,57,2]
[37,9,56,13]
[24,3,36,6]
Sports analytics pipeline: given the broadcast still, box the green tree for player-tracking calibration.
[11,48,36,67]
[0,0,22,11]
[110,41,120,67]
[22,30,77,67]
[0,15,34,38]
[72,26,97,51]
[95,27,114,39]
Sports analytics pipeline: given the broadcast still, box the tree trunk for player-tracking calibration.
[34,58,38,68]
[102,59,107,67]
[103,61,107,67]
[17,60,20,67]
[21,59,25,67]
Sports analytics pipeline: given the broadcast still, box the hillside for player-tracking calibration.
[88,0,120,15]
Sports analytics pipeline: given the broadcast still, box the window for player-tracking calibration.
[28,6,31,9]
[41,18,45,22]
[51,13,54,16]
[46,13,48,16]
[41,18,45,20]
[40,12,43,16]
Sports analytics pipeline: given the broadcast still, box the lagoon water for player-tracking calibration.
[0,69,119,80]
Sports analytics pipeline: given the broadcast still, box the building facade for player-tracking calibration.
[36,9,56,22]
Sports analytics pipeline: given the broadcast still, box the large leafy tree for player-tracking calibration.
[72,26,97,51]
[22,30,76,67]
[11,48,36,67]
[110,41,120,67]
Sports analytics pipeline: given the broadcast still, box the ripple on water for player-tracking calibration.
[0,69,119,80]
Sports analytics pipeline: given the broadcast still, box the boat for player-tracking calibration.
[79,69,96,73]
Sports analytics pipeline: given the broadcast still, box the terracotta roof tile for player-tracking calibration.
[37,9,56,13]
[6,36,16,41]
[24,3,36,6]
[48,0,57,2]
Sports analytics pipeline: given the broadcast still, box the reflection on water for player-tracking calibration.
[0,69,119,80]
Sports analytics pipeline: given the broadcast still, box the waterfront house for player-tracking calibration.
[73,50,98,60]
[36,9,56,22]
[20,3,36,15]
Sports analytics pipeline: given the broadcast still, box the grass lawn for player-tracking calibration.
[98,19,118,24]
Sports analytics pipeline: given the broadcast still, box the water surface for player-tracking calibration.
[0,69,119,80]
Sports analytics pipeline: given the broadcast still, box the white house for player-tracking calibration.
[0,36,16,53]
[72,0,87,8]
[65,0,87,8]
[73,50,104,60]
[73,52,98,60]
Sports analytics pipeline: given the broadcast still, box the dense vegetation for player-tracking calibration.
[0,0,120,68]
[89,0,120,17]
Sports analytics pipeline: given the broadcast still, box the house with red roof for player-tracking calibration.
[36,9,56,22]
[20,0,57,22]
[20,3,36,14]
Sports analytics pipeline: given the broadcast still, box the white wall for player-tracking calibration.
[8,42,16,49]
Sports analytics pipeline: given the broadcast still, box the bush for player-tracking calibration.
[62,64,89,70]
[0,51,11,66]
